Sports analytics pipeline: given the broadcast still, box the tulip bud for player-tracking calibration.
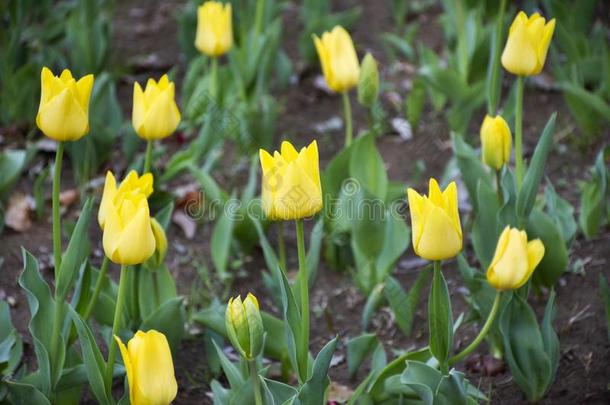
[259,140,323,220]
[195,1,233,57]
[225,293,264,360]
[407,178,462,261]
[487,226,545,290]
[480,114,512,171]
[147,218,168,268]
[115,330,177,405]
[36,67,94,141]
[132,75,181,140]
[358,53,380,107]
[501,11,555,76]
[312,26,360,93]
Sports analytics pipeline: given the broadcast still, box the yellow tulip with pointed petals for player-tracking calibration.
[115,330,177,405]
[313,26,360,93]
[101,171,155,265]
[501,11,555,76]
[480,114,512,170]
[259,140,322,220]
[486,226,545,290]
[195,1,233,57]
[132,75,181,140]
[36,67,94,141]
[407,178,462,261]
[98,170,153,230]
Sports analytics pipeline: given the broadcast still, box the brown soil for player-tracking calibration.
[1,0,609,404]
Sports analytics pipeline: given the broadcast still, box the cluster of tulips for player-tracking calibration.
[19,0,561,403]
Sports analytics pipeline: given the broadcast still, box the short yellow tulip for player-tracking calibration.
[133,75,181,140]
[226,293,264,360]
[259,140,322,220]
[407,178,462,261]
[98,170,153,230]
[480,114,512,171]
[115,330,177,405]
[501,11,555,76]
[36,67,94,141]
[486,226,545,290]
[313,26,360,93]
[101,171,155,265]
[195,1,233,57]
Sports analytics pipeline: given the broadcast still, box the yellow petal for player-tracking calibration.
[114,204,156,265]
[486,228,529,290]
[132,331,178,405]
[526,239,545,274]
[280,141,299,162]
[441,181,461,238]
[37,87,89,141]
[75,74,94,113]
[502,12,539,76]
[132,82,146,132]
[137,82,180,140]
[98,171,117,229]
[114,335,136,405]
[414,203,462,260]
[259,149,275,175]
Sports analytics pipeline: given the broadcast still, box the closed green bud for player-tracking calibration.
[358,53,380,107]
[225,293,264,360]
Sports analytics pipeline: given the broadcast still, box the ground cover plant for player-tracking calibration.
[0,0,609,404]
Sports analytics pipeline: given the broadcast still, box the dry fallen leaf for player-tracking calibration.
[172,210,196,240]
[5,192,33,232]
[327,382,353,403]
[59,189,79,207]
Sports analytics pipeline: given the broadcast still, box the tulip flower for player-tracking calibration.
[195,1,233,57]
[259,140,322,220]
[487,226,545,290]
[36,67,94,141]
[407,178,462,261]
[480,114,512,171]
[98,171,153,229]
[313,26,360,93]
[115,330,177,405]
[132,75,181,141]
[226,293,264,360]
[501,12,555,76]
[101,171,156,265]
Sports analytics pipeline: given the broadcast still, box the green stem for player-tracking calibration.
[83,256,110,321]
[105,265,129,396]
[210,57,219,100]
[278,223,286,272]
[449,290,502,365]
[495,169,503,205]
[52,141,64,277]
[143,140,153,174]
[488,0,507,115]
[249,360,263,405]
[342,91,353,148]
[295,219,309,382]
[253,0,265,38]
[515,75,525,189]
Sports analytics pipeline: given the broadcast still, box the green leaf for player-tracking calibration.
[277,269,305,382]
[375,211,410,281]
[579,147,609,239]
[361,284,384,330]
[472,179,501,268]
[451,133,491,212]
[346,333,379,379]
[527,209,568,288]
[516,113,557,222]
[385,270,429,337]
[140,297,185,350]
[541,290,559,391]
[6,381,51,405]
[261,378,298,405]
[351,190,386,262]
[298,337,338,405]
[428,264,453,372]
[212,341,244,389]
[0,149,27,198]
[0,301,22,376]
[138,264,177,320]
[544,182,577,244]
[211,202,236,281]
[349,134,388,199]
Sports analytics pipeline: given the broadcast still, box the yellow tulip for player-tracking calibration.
[486,226,545,290]
[313,26,360,93]
[115,330,177,405]
[36,67,94,141]
[101,171,156,265]
[407,178,462,261]
[501,11,555,76]
[133,75,181,140]
[225,293,264,360]
[195,1,233,57]
[98,170,153,230]
[480,114,512,170]
[259,140,322,220]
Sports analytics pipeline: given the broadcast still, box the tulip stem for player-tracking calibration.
[515,75,524,189]
[249,360,263,405]
[295,219,309,382]
[210,57,219,100]
[254,0,265,38]
[278,223,287,272]
[105,264,129,396]
[449,290,502,365]
[342,91,353,148]
[83,256,110,321]
[143,140,153,174]
[52,141,64,277]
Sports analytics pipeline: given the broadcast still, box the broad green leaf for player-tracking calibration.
[346,333,379,379]
[261,378,298,405]
[140,297,185,350]
[0,149,27,198]
[472,179,501,268]
[385,270,429,337]
[277,269,305,382]
[544,182,577,244]
[298,337,338,405]
[579,147,609,239]
[452,133,491,212]
[541,290,559,391]
[138,264,177,320]
[428,265,453,372]
[212,341,244,389]
[0,301,22,376]
[527,209,568,288]
[349,133,388,200]
[211,197,236,281]
[6,381,51,405]
[375,212,410,281]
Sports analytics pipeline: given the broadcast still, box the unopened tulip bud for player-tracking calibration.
[225,293,264,360]
[358,53,379,107]
[480,114,512,170]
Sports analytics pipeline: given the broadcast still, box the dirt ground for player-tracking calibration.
[1,0,609,404]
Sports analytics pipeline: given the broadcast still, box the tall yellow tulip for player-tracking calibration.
[501,11,555,76]
[195,1,233,57]
[115,330,178,405]
[259,140,322,220]
[487,226,545,290]
[98,170,153,229]
[407,178,462,261]
[101,171,156,265]
[36,67,94,141]
[133,75,181,140]
[312,26,360,93]
[480,114,512,170]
